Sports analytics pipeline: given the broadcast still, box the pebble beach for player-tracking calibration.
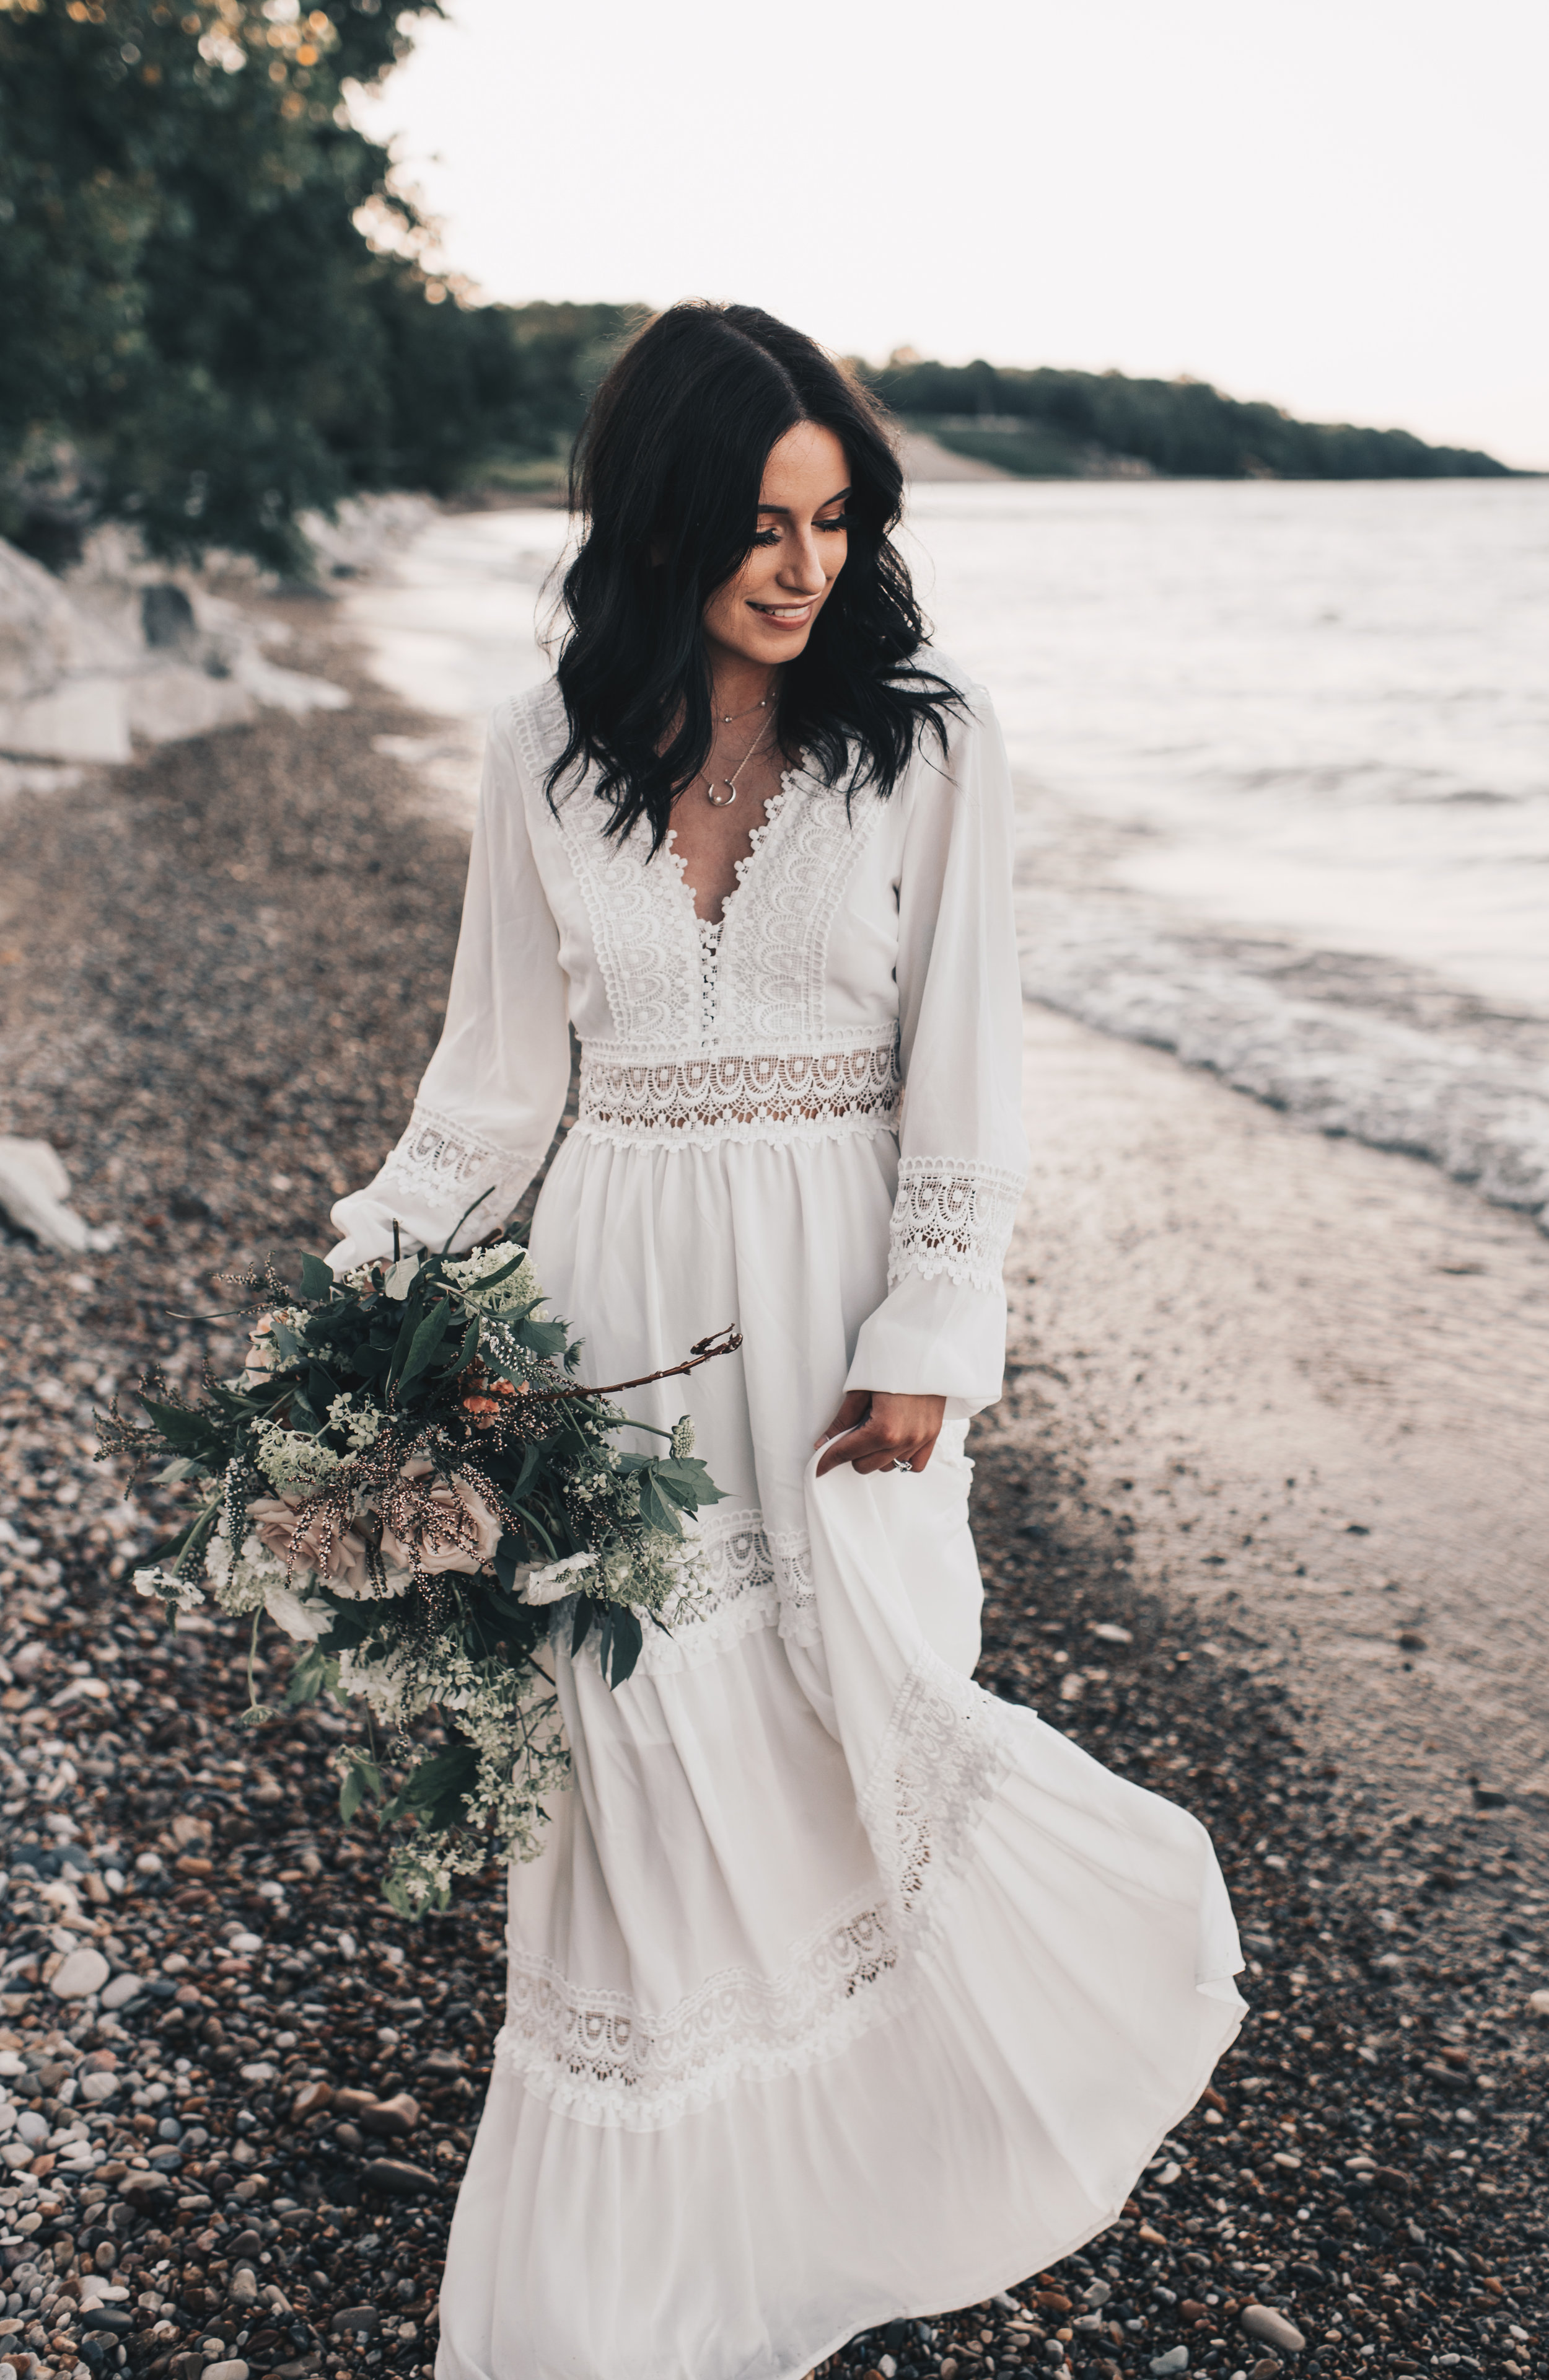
[1,595,1545,2380]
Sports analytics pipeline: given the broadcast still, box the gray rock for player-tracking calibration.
[228,2272,258,2309]
[80,2307,133,2335]
[0,1142,118,1260]
[48,1946,110,1999]
[202,2363,250,2380]
[79,2071,120,2104]
[328,2307,380,2338]
[1240,2306,1306,2355]
[100,1973,144,2012]
[1150,2353,1189,2377]
[141,585,196,652]
[1082,2279,1113,2308]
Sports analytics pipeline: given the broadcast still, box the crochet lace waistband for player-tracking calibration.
[576,1039,902,1149]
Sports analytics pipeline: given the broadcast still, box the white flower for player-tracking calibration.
[261,1579,332,1642]
[515,1551,597,1606]
[251,1417,342,1496]
[133,1568,205,1613]
[327,1391,382,1453]
[669,1415,695,1459]
[445,1241,542,1318]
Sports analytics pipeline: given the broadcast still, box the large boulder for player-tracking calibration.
[0,522,349,764]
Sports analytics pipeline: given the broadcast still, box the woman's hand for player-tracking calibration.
[814,1390,947,1478]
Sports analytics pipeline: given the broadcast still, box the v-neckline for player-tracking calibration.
[663,767,798,934]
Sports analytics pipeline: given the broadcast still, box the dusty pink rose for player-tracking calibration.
[240,1312,281,1390]
[376,1458,504,1577]
[247,1494,375,1598]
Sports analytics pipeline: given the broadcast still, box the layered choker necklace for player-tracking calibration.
[703,681,779,809]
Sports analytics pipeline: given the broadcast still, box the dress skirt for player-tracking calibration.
[433,1125,1244,2380]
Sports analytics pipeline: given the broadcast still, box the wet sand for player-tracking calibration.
[1003,1007,1549,1821]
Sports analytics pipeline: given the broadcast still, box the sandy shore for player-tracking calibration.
[1003,1008,1549,1825]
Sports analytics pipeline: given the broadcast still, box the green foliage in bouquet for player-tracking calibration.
[97,1230,734,1916]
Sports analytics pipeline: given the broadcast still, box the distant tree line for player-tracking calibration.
[0,0,639,573]
[861,357,1510,480]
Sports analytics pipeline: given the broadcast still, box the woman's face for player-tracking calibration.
[701,420,850,672]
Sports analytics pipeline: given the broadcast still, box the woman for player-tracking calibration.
[329,303,1242,2380]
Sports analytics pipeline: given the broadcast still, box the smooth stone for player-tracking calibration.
[328,2308,380,2337]
[80,2307,133,2334]
[1150,2353,1189,2377]
[1527,1988,1549,2021]
[202,2363,250,2380]
[99,1975,143,2013]
[290,2081,333,2122]
[50,1949,110,2000]
[358,2091,419,2138]
[79,2073,119,2105]
[1240,2307,1306,2355]
[229,1933,262,1955]
[361,2156,437,2196]
[17,2112,48,2146]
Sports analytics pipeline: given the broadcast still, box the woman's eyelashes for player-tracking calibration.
[750,513,853,547]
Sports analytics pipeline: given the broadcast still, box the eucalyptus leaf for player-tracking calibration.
[299,1252,335,1302]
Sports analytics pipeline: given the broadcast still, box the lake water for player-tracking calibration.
[341,480,1549,1231]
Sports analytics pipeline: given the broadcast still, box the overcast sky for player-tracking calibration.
[353,0,1549,469]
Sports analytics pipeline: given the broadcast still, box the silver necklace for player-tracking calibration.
[716,682,778,726]
[703,713,774,808]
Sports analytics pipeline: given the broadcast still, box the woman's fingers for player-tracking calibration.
[813,1390,946,1478]
[814,1389,871,1452]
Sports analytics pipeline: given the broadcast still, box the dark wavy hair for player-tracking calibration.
[546,301,961,850]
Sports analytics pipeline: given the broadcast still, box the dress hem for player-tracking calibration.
[768,1982,1245,2380]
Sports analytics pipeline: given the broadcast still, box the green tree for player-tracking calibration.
[0,0,625,572]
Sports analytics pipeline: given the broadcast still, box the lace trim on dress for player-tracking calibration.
[717,772,889,1045]
[372,1100,535,1229]
[495,1886,906,2132]
[512,671,888,1056]
[887,1155,1025,1294]
[491,1646,1012,2130]
[576,1039,902,1149]
[617,1509,820,1678]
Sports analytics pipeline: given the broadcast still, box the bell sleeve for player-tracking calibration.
[844,684,1029,1414]
[325,705,572,1271]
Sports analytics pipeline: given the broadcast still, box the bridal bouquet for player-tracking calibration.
[98,1233,733,1915]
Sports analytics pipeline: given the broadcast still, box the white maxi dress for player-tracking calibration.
[329,666,1244,2380]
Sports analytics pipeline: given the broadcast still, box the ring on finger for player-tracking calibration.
[890,1456,913,1474]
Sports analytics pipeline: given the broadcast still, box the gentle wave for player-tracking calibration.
[1018,884,1549,1231]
